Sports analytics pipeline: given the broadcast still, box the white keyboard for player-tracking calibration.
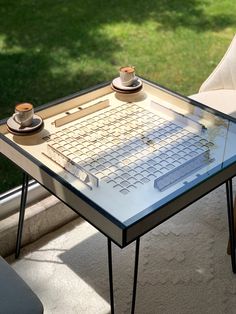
[44,103,213,193]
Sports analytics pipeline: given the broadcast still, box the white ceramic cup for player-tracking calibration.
[13,103,34,127]
[119,66,137,86]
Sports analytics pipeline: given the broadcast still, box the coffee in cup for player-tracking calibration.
[119,66,137,86]
[13,103,34,127]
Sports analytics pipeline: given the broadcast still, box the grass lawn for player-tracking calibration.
[1,0,236,193]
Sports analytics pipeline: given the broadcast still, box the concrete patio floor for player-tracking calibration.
[6,182,236,314]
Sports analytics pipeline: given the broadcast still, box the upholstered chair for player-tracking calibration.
[190,35,236,118]
[0,256,44,313]
[189,35,236,254]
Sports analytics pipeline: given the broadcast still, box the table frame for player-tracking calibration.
[1,79,236,313]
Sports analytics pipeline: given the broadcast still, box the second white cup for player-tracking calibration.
[119,66,137,86]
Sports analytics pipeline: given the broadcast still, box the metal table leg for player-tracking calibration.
[107,238,141,314]
[108,238,115,314]
[15,172,29,259]
[131,237,140,314]
[226,179,236,273]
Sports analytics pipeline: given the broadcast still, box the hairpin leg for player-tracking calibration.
[131,238,140,314]
[108,238,115,313]
[107,237,141,314]
[226,179,236,273]
[15,172,29,258]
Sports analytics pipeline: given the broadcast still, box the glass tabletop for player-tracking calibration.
[1,79,236,245]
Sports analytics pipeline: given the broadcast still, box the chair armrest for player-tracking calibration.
[0,256,43,314]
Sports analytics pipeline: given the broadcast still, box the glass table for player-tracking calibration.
[1,78,236,313]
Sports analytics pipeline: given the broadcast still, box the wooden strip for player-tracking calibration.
[54,99,110,127]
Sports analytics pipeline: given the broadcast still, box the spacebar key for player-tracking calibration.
[154,151,212,192]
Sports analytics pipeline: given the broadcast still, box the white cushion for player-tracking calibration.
[199,35,236,92]
[0,256,43,314]
[189,89,236,118]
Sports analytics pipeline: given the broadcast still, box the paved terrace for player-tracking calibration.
[5,181,236,314]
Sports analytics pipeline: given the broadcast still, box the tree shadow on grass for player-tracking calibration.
[1,0,235,53]
[0,0,235,109]
[0,51,112,116]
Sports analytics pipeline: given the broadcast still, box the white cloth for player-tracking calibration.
[199,35,236,92]
[190,89,236,118]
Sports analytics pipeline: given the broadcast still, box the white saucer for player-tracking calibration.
[7,114,43,134]
[112,77,142,91]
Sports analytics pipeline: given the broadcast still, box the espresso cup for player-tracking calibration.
[119,66,137,86]
[13,103,34,127]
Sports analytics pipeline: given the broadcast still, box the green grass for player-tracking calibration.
[1,0,236,193]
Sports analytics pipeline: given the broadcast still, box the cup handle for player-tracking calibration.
[122,77,138,86]
[12,113,22,125]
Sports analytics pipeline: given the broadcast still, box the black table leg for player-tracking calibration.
[108,238,115,314]
[107,238,141,314]
[131,237,140,314]
[15,172,29,259]
[226,179,236,273]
